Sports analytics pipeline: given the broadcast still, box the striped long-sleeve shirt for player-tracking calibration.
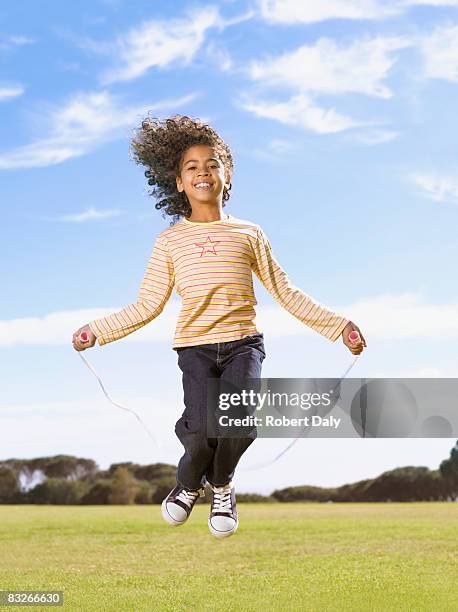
[88,213,350,349]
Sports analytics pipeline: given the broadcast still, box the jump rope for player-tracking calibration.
[76,330,363,469]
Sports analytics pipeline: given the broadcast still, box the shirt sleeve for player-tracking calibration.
[88,234,175,346]
[251,226,349,342]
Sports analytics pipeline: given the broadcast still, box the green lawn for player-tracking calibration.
[0,503,457,611]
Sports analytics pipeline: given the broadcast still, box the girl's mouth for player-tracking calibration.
[194,182,213,190]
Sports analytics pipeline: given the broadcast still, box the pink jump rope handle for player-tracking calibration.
[348,330,361,344]
[79,331,89,343]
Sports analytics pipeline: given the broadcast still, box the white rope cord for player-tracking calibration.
[240,354,361,471]
[77,332,363,469]
[77,351,171,452]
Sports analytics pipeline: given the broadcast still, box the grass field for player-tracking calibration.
[0,503,457,611]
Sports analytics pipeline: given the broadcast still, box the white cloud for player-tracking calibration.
[257,0,402,24]
[238,92,365,133]
[56,208,123,222]
[0,85,24,101]
[352,128,399,145]
[95,5,253,85]
[4,35,35,45]
[0,90,200,169]
[267,138,299,154]
[247,36,411,98]
[408,0,458,5]
[240,35,410,134]
[249,138,302,161]
[0,35,36,52]
[1,395,181,462]
[256,292,458,342]
[56,61,82,73]
[2,293,458,348]
[401,367,449,377]
[0,304,180,348]
[410,172,458,204]
[218,8,256,27]
[257,0,458,24]
[204,41,234,72]
[333,293,458,342]
[417,23,458,82]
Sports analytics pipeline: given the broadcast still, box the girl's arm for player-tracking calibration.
[87,234,175,346]
[251,226,349,342]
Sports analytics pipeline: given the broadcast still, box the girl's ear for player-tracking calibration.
[176,175,183,192]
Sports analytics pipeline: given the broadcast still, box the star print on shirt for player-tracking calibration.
[194,236,221,257]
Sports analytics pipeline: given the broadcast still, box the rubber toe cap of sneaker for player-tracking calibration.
[209,515,237,537]
[161,500,188,525]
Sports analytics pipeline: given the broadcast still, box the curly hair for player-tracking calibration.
[129,114,234,225]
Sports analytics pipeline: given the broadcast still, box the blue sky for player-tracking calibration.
[1,0,458,494]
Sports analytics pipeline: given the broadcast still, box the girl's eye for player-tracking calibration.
[187,165,219,170]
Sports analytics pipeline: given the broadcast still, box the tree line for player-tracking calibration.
[0,440,457,504]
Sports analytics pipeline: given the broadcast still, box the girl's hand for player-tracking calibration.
[72,324,96,351]
[342,321,367,355]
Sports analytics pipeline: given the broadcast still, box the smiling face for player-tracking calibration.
[176,144,231,208]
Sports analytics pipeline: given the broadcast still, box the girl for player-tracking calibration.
[72,115,366,539]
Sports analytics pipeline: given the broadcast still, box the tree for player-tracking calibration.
[134,463,177,481]
[80,480,113,505]
[439,440,458,500]
[0,467,20,503]
[44,456,97,481]
[363,467,449,502]
[27,479,89,504]
[107,462,176,482]
[150,476,179,504]
[0,455,98,490]
[236,493,278,503]
[108,467,139,505]
[134,480,158,504]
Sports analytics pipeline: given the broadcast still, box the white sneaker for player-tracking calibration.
[161,483,205,526]
[208,480,238,539]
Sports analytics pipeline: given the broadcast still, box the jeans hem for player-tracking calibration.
[206,478,231,488]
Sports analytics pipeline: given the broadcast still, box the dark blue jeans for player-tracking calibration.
[174,333,266,490]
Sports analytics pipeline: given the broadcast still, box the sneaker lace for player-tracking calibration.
[176,488,201,509]
[211,485,232,514]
